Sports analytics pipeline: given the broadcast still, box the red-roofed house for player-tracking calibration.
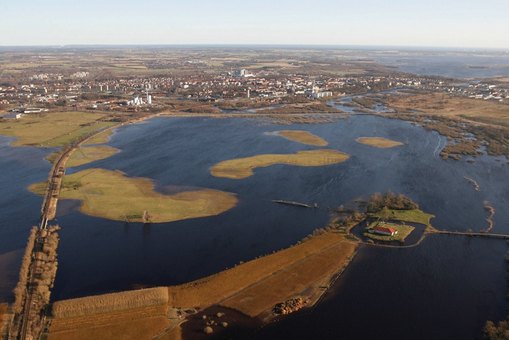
[372,226,398,236]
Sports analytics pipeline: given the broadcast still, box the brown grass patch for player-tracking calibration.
[0,303,8,334]
[52,287,168,318]
[356,137,403,148]
[275,130,328,146]
[48,304,170,340]
[167,231,357,313]
[221,238,356,317]
[48,231,358,339]
[210,150,349,179]
[386,92,509,127]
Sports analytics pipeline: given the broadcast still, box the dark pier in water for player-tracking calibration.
[272,200,318,209]
[434,230,509,240]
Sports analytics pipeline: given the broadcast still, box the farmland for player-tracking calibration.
[46,230,358,339]
[0,111,115,147]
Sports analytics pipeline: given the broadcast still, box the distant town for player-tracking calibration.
[1,65,508,116]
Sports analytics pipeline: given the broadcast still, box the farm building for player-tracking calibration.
[372,226,398,236]
[3,113,24,120]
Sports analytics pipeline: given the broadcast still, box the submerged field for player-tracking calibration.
[29,168,238,223]
[210,149,350,179]
[0,111,115,147]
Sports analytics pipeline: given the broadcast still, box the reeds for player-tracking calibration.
[52,287,169,318]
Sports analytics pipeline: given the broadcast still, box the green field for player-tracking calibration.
[0,111,115,147]
[370,209,434,226]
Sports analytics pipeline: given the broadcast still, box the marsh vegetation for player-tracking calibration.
[275,130,328,146]
[211,150,349,179]
[356,137,403,148]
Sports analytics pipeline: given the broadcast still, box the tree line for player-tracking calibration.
[366,192,419,213]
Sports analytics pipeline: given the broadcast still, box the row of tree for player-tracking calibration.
[366,192,419,213]
[12,227,38,314]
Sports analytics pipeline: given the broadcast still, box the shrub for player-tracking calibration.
[12,227,38,314]
[366,192,418,213]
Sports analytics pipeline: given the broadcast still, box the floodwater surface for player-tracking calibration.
[0,115,507,339]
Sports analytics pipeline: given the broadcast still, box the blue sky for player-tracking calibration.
[2,0,508,48]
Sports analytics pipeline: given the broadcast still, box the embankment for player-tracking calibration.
[47,230,358,340]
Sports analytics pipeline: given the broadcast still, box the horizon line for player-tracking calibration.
[0,43,508,52]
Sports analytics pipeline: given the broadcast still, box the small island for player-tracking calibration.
[210,149,350,179]
[346,192,436,245]
[365,221,415,242]
[274,130,329,146]
[29,168,238,223]
[356,137,404,149]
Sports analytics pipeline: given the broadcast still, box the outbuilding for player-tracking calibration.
[3,113,24,120]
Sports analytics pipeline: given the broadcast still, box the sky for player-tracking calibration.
[1,0,509,49]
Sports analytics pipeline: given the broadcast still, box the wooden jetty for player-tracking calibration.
[272,200,318,209]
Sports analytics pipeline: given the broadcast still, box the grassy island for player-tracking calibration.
[356,137,403,148]
[275,130,328,146]
[365,222,415,242]
[29,168,238,223]
[361,192,435,243]
[211,149,350,179]
[0,111,115,147]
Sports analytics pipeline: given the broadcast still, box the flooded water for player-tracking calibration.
[254,235,508,340]
[370,50,509,78]
[0,136,51,302]
[0,115,508,338]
